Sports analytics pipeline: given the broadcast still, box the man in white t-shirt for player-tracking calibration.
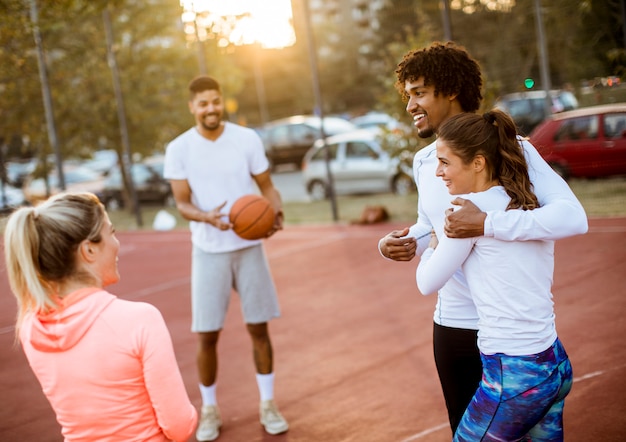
[164,76,288,441]
[378,42,588,436]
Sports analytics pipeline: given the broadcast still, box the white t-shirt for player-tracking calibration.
[404,137,587,330]
[164,122,270,253]
[416,186,557,356]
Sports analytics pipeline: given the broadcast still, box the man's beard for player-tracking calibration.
[417,126,435,138]
[201,119,222,130]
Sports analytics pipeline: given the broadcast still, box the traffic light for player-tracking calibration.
[524,78,535,89]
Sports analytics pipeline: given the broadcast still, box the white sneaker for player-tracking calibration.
[196,405,221,441]
[260,399,289,435]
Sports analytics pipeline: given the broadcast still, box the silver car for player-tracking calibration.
[301,130,415,201]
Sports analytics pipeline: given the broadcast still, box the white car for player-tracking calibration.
[22,165,106,205]
[301,130,415,201]
[0,182,27,213]
[350,111,408,134]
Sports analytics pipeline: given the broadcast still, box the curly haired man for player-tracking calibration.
[378,41,587,436]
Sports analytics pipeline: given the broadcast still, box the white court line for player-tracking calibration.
[0,277,191,336]
[400,423,450,442]
[266,232,350,259]
[121,277,190,301]
[398,364,625,442]
[0,325,14,335]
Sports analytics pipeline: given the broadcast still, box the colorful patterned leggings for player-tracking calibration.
[454,338,572,442]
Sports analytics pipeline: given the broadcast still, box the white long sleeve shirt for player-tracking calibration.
[403,138,587,330]
[416,186,558,356]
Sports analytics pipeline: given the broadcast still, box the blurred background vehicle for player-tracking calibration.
[495,90,579,135]
[260,115,357,171]
[100,159,173,210]
[349,111,408,134]
[22,165,106,205]
[530,103,626,181]
[0,182,28,215]
[301,129,415,201]
[80,149,119,176]
[5,160,36,188]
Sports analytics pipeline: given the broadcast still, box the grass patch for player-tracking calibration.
[5,177,623,232]
[568,177,626,218]
[107,176,626,231]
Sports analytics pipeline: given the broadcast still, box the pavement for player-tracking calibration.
[1,218,625,441]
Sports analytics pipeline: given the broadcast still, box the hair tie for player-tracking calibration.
[29,206,40,220]
[482,112,497,126]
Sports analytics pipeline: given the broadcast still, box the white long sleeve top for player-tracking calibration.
[416,186,557,356]
[403,138,587,330]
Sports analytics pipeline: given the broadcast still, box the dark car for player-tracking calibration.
[101,161,173,210]
[260,115,357,170]
[529,103,626,180]
[495,90,579,135]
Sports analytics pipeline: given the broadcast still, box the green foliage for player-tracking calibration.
[0,0,241,164]
[1,0,625,169]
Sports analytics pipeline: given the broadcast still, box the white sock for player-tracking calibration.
[256,372,274,402]
[199,383,217,406]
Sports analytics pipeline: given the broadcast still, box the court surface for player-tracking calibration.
[1,217,625,441]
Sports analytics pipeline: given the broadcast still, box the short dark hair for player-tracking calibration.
[395,41,483,113]
[188,75,221,99]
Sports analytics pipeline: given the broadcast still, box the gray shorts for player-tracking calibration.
[191,244,281,332]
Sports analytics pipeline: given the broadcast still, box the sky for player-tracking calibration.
[179,0,296,48]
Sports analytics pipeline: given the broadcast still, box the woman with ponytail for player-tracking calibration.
[4,192,197,441]
[416,110,573,441]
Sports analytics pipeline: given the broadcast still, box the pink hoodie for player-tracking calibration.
[20,287,197,442]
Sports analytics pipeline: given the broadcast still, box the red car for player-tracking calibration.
[529,103,626,180]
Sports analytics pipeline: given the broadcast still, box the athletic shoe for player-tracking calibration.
[196,405,221,441]
[259,399,289,435]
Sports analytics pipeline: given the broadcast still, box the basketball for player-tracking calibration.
[229,194,275,240]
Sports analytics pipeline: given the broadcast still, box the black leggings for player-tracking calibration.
[433,322,483,434]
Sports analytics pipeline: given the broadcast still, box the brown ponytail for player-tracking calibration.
[438,110,539,210]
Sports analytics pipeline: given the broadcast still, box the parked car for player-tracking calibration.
[495,90,579,135]
[100,161,173,210]
[22,165,106,205]
[529,103,626,180]
[350,112,408,134]
[301,129,415,200]
[5,160,36,187]
[0,182,28,214]
[260,115,357,170]
[80,149,119,176]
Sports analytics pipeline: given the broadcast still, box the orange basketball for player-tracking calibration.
[229,194,275,240]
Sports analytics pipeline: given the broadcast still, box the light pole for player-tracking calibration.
[252,45,270,126]
[29,0,65,191]
[533,0,553,119]
[300,0,338,221]
[181,6,208,74]
[103,6,142,227]
[440,0,452,41]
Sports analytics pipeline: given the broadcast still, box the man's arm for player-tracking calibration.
[379,227,417,261]
[445,140,588,241]
[253,170,283,237]
[169,179,231,230]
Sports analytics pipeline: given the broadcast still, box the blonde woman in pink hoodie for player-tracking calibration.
[4,192,197,442]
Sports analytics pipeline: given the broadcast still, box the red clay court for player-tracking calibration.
[1,218,625,441]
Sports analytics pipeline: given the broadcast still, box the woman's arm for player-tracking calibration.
[445,140,588,241]
[141,305,198,442]
[416,235,474,296]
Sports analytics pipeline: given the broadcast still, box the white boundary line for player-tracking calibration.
[398,364,626,441]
